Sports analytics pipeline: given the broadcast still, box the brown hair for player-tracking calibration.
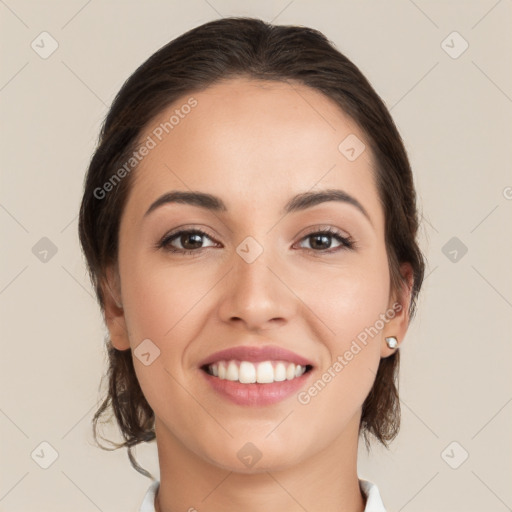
[78,17,425,477]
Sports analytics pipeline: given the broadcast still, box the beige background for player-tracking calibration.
[1,1,511,511]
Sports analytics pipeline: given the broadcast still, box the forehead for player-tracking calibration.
[124,77,381,224]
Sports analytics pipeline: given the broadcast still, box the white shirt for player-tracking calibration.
[139,478,386,511]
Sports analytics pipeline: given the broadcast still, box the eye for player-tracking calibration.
[158,229,219,254]
[156,227,354,255]
[296,228,355,252]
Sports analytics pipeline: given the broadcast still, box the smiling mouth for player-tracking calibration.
[201,360,314,384]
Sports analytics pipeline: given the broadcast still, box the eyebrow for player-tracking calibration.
[144,189,371,225]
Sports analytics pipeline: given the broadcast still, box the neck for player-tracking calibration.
[153,418,366,512]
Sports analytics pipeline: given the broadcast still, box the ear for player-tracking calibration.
[381,262,414,358]
[101,265,130,351]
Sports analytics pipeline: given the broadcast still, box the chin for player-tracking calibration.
[199,438,308,474]
[210,454,297,474]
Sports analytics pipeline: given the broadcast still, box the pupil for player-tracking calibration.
[183,233,203,249]
[311,234,330,249]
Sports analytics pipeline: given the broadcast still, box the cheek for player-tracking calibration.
[296,250,390,396]
[298,250,391,346]
[292,260,389,435]
[121,251,216,344]
[120,252,219,427]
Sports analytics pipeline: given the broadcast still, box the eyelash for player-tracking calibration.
[156,227,355,256]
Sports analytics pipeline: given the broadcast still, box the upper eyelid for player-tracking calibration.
[298,225,350,237]
[162,226,348,240]
[162,225,217,239]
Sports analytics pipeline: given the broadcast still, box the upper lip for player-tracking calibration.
[199,345,314,368]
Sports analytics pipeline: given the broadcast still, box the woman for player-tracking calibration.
[79,17,425,512]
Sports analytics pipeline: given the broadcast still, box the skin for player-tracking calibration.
[103,77,413,512]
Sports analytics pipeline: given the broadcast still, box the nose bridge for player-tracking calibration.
[235,241,274,292]
[234,236,279,302]
[218,235,293,329]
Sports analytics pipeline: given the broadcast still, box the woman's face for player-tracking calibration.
[105,77,410,472]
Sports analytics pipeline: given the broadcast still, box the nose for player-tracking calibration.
[217,244,297,332]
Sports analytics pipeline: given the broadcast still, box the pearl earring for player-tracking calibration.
[385,336,398,349]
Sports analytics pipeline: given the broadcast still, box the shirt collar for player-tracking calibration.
[140,478,386,511]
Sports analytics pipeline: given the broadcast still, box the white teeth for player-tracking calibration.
[206,360,308,384]
[226,361,238,381]
[218,361,226,379]
[274,362,287,382]
[239,361,256,383]
[256,361,274,383]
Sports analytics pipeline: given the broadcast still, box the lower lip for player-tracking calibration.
[200,369,312,406]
